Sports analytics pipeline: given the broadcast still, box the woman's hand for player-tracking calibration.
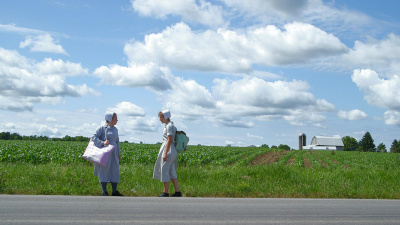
[163,135,174,162]
[163,152,167,162]
[103,140,109,146]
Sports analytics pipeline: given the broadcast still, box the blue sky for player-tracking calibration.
[1,0,400,149]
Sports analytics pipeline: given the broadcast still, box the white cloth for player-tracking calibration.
[91,125,120,183]
[153,121,177,182]
[105,112,114,122]
[161,109,171,120]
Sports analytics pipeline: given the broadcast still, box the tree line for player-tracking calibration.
[0,132,89,142]
[342,131,400,153]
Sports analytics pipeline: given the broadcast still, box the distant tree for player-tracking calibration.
[358,132,375,152]
[390,139,400,153]
[261,144,269,148]
[10,133,22,140]
[342,136,359,151]
[278,144,290,150]
[0,132,11,140]
[377,143,386,153]
[63,135,72,141]
[271,145,278,149]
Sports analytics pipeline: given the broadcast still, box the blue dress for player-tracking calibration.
[153,121,177,182]
[91,124,121,183]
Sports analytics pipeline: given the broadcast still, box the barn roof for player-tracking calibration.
[310,135,344,146]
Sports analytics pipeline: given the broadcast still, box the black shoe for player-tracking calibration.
[102,192,108,196]
[159,193,169,197]
[171,192,182,197]
[112,191,123,196]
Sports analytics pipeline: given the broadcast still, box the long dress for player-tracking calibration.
[153,121,177,182]
[91,124,121,183]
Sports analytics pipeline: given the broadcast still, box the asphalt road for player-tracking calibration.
[1,195,399,224]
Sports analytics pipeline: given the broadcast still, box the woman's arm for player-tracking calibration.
[91,126,107,147]
[163,135,174,162]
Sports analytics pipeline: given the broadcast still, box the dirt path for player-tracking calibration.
[250,151,290,165]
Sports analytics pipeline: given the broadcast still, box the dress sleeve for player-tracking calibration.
[91,126,105,148]
[166,123,175,136]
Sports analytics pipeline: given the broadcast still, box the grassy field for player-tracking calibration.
[1,140,399,198]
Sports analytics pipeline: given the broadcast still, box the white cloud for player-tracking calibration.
[383,111,400,126]
[342,34,400,74]
[337,109,368,120]
[108,102,146,117]
[19,34,68,55]
[36,58,88,76]
[0,23,44,35]
[247,133,263,139]
[352,69,400,110]
[124,22,347,73]
[131,0,225,27]
[221,0,308,20]
[162,75,335,127]
[352,69,400,126]
[93,63,171,91]
[46,117,57,123]
[0,47,98,112]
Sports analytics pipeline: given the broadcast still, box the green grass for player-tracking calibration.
[1,140,400,199]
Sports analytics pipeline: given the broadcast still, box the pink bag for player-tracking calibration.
[82,140,115,166]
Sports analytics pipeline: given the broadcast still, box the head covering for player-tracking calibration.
[105,111,114,122]
[161,109,171,120]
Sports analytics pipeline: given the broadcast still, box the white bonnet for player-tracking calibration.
[161,109,171,120]
[105,111,114,122]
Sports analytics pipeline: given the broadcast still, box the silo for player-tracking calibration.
[299,133,306,150]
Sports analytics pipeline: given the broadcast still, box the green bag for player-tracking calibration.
[175,131,189,153]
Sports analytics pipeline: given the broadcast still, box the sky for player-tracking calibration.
[1,0,400,149]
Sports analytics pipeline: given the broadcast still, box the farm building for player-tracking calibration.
[302,135,344,150]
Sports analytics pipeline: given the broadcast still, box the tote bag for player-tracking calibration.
[82,140,115,166]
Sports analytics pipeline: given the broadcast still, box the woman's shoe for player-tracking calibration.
[171,192,182,197]
[112,191,123,196]
[102,191,108,196]
[159,193,169,197]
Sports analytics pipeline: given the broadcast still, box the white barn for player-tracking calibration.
[303,135,344,150]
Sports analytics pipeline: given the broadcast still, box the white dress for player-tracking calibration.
[153,121,177,182]
[91,125,121,183]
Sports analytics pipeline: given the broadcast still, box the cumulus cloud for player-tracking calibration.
[0,47,98,112]
[19,34,68,55]
[352,69,400,110]
[337,109,367,120]
[131,0,225,27]
[352,69,400,125]
[342,34,400,74]
[383,111,400,126]
[108,102,146,117]
[124,22,347,74]
[93,63,171,91]
[221,0,308,19]
[162,75,335,127]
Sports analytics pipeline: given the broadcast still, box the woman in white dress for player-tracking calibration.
[91,112,123,196]
[153,109,182,197]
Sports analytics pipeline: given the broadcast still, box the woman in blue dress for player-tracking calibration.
[153,109,182,197]
[91,112,123,196]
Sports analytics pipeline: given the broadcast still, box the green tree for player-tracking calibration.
[377,143,386,153]
[278,144,290,150]
[358,132,375,152]
[390,139,400,153]
[261,144,269,148]
[342,136,359,151]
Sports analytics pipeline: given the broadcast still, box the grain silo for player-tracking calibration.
[299,133,306,150]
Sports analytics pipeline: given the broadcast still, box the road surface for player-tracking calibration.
[1,195,399,224]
